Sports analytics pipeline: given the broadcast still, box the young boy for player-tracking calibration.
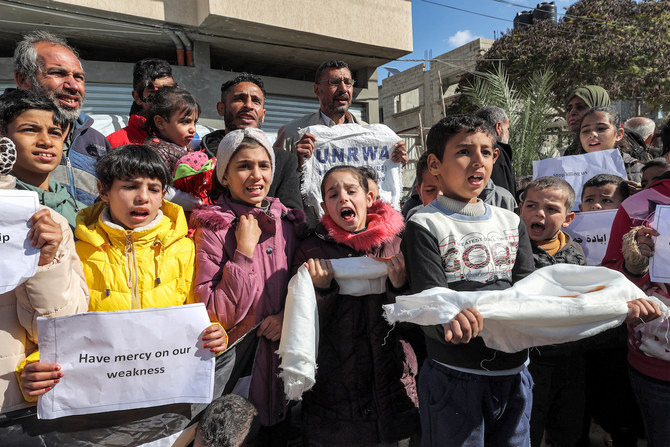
[0,89,83,230]
[194,394,260,447]
[519,176,587,447]
[405,152,442,220]
[403,115,535,446]
[640,159,670,189]
[579,174,629,212]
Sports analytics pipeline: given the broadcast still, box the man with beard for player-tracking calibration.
[200,73,302,210]
[13,31,111,205]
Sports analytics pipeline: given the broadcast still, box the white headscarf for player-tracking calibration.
[215,128,275,185]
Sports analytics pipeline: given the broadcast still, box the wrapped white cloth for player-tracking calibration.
[278,257,389,400]
[383,264,670,353]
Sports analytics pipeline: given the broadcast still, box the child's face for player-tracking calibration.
[418,169,441,206]
[642,165,670,189]
[223,144,272,207]
[579,184,623,211]
[366,177,380,201]
[427,130,498,204]
[155,110,197,147]
[520,187,575,243]
[321,170,373,232]
[7,109,65,188]
[99,176,165,230]
[580,111,624,153]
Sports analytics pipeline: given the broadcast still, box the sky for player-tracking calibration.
[379,0,579,83]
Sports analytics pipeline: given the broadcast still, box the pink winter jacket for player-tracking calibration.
[190,195,304,426]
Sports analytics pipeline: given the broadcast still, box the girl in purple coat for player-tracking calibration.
[191,128,303,431]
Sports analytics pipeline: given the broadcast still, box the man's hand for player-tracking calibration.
[296,133,317,169]
[28,209,63,266]
[391,140,409,166]
[443,308,483,344]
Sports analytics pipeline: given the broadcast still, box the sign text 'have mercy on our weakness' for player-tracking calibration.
[37,303,215,420]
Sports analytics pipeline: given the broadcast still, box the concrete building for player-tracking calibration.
[0,0,412,132]
[380,38,493,135]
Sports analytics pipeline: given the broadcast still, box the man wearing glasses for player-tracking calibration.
[274,60,408,169]
[13,31,111,205]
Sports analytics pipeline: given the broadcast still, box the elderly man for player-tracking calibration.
[13,31,110,205]
[274,60,408,168]
[475,106,515,197]
[625,117,656,147]
[199,73,302,210]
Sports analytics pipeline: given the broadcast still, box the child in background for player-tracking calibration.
[358,165,380,201]
[194,394,260,447]
[405,152,442,220]
[294,165,419,446]
[190,128,304,436]
[0,89,84,230]
[403,115,536,446]
[0,136,88,414]
[144,85,198,174]
[640,159,670,189]
[579,174,629,212]
[580,106,644,183]
[519,176,587,447]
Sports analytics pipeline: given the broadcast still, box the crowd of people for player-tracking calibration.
[1,30,670,447]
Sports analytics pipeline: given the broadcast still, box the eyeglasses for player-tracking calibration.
[317,77,355,87]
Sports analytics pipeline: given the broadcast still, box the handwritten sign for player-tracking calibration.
[300,123,402,217]
[532,149,628,210]
[650,205,670,282]
[563,209,617,265]
[37,304,215,419]
[0,190,39,294]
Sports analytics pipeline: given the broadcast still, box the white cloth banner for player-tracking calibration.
[278,257,389,400]
[383,264,670,353]
[0,190,39,294]
[300,123,402,217]
[532,149,628,210]
[37,304,215,419]
[563,209,617,266]
[651,205,670,283]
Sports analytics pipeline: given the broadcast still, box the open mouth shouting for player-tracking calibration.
[129,208,151,223]
[529,221,546,237]
[33,150,58,163]
[340,207,356,222]
[468,172,485,188]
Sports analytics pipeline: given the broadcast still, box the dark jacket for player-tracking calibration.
[292,201,419,445]
[492,141,516,197]
[201,129,303,211]
[50,112,110,205]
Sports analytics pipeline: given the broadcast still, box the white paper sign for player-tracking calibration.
[651,205,670,282]
[37,304,215,419]
[0,190,39,294]
[532,149,628,210]
[300,123,402,217]
[563,209,617,266]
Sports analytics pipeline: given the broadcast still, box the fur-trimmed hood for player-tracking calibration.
[319,200,404,252]
[189,195,305,232]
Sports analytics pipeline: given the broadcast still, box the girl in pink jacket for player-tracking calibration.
[191,128,303,431]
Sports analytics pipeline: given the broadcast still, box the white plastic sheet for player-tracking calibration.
[383,264,670,353]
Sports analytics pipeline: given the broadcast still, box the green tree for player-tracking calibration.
[461,64,558,176]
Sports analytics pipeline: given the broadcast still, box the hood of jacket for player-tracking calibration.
[190,194,304,233]
[75,199,189,249]
[320,200,404,253]
[200,129,226,158]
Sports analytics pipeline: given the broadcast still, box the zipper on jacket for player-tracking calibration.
[125,233,140,309]
[63,155,80,212]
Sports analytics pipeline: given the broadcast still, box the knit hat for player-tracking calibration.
[215,128,275,184]
[0,137,17,175]
[566,85,611,108]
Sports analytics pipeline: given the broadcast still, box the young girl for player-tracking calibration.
[293,165,419,447]
[190,128,304,431]
[144,85,199,175]
[579,106,644,183]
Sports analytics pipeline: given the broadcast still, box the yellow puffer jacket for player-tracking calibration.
[75,200,195,311]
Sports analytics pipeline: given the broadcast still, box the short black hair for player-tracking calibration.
[0,89,67,134]
[133,58,173,94]
[320,165,369,198]
[426,114,495,162]
[315,60,350,83]
[196,394,260,447]
[416,152,430,186]
[358,166,378,183]
[523,176,576,211]
[220,73,266,101]
[96,144,172,191]
[660,120,670,156]
[145,85,200,135]
[581,173,629,201]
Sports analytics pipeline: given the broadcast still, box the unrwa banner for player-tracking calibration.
[37,304,215,419]
[300,123,402,218]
